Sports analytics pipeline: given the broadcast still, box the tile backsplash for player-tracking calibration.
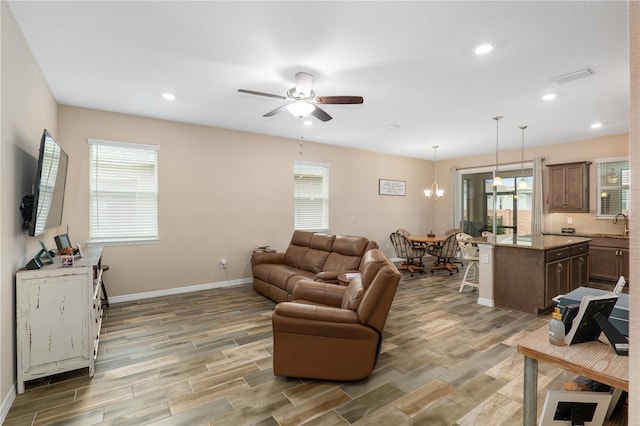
[548,212,629,236]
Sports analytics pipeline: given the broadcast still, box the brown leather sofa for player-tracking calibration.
[271,248,401,381]
[252,230,378,303]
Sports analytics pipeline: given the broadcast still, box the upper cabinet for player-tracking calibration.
[546,161,591,212]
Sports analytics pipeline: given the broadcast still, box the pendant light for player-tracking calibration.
[518,125,528,189]
[492,116,503,187]
[424,145,444,200]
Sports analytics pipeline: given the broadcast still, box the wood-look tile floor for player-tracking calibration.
[5,268,628,425]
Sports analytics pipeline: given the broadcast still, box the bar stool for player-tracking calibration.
[457,234,479,292]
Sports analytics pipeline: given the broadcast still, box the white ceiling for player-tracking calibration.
[8,1,629,160]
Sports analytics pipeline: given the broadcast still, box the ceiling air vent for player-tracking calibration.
[551,68,597,84]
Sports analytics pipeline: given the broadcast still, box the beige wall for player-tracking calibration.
[1,2,59,409]
[58,106,434,297]
[430,134,630,235]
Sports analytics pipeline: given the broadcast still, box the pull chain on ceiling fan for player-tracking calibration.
[238,72,363,122]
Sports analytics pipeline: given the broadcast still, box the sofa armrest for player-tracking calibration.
[314,270,360,284]
[251,251,285,266]
[274,302,358,324]
[292,281,346,307]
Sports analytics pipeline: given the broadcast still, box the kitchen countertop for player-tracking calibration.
[543,232,629,240]
[473,234,592,250]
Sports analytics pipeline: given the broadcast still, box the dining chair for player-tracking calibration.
[389,232,426,275]
[427,233,459,275]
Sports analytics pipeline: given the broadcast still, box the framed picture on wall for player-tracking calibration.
[379,179,406,196]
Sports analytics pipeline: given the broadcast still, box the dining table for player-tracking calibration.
[408,234,446,245]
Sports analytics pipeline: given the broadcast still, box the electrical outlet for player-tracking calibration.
[567,217,573,225]
[482,254,489,264]
[219,258,227,269]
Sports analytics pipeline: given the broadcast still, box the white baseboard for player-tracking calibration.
[477,297,495,307]
[1,384,16,425]
[108,278,253,304]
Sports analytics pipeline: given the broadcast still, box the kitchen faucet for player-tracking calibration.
[613,212,629,236]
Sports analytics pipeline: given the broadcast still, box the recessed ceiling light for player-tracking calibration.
[303,120,312,126]
[474,44,494,55]
[542,93,557,101]
[161,92,175,101]
[590,122,603,129]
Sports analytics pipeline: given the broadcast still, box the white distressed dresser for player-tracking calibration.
[16,246,105,394]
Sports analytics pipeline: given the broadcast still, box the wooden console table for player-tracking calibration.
[517,325,628,426]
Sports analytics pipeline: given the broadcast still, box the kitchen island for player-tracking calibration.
[477,234,591,314]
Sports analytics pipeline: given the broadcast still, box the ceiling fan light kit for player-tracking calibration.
[286,101,315,118]
[238,72,363,122]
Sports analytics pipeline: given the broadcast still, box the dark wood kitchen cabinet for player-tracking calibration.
[547,161,591,212]
[590,237,629,284]
[569,242,590,289]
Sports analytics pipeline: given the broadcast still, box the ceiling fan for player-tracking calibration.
[238,72,363,122]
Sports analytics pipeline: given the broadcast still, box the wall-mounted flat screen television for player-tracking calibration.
[21,129,69,236]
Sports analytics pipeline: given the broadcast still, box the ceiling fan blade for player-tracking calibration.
[263,104,289,117]
[311,105,332,122]
[316,96,364,104]
[238,89,287,100]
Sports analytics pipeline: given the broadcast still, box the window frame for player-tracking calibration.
[88,138,159,246]
[595,156,630,219]
[294,160,329,233]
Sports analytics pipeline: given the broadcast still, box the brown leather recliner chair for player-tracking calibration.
[272,249,401,381]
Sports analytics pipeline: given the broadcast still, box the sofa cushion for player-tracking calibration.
[310,233,335,251]
[331,235,369,256]
[301,249,330,273]
[323,252,361,272]
[341,275,365,311]
[286,274,316,293]
[268,265,310,291]
[285,245,309,269]
[290,230,314,246]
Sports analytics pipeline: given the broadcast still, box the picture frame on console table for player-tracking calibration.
[564,293,618,345]
[379,179,406,196]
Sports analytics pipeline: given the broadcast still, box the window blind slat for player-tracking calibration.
[89,141,159,242]
[294,161,329,232]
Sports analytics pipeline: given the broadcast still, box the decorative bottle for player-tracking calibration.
[548,307,565,346]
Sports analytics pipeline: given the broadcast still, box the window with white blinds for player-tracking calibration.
[294,160,329,232]
[88,139,159,244]
[596,157,630,218]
